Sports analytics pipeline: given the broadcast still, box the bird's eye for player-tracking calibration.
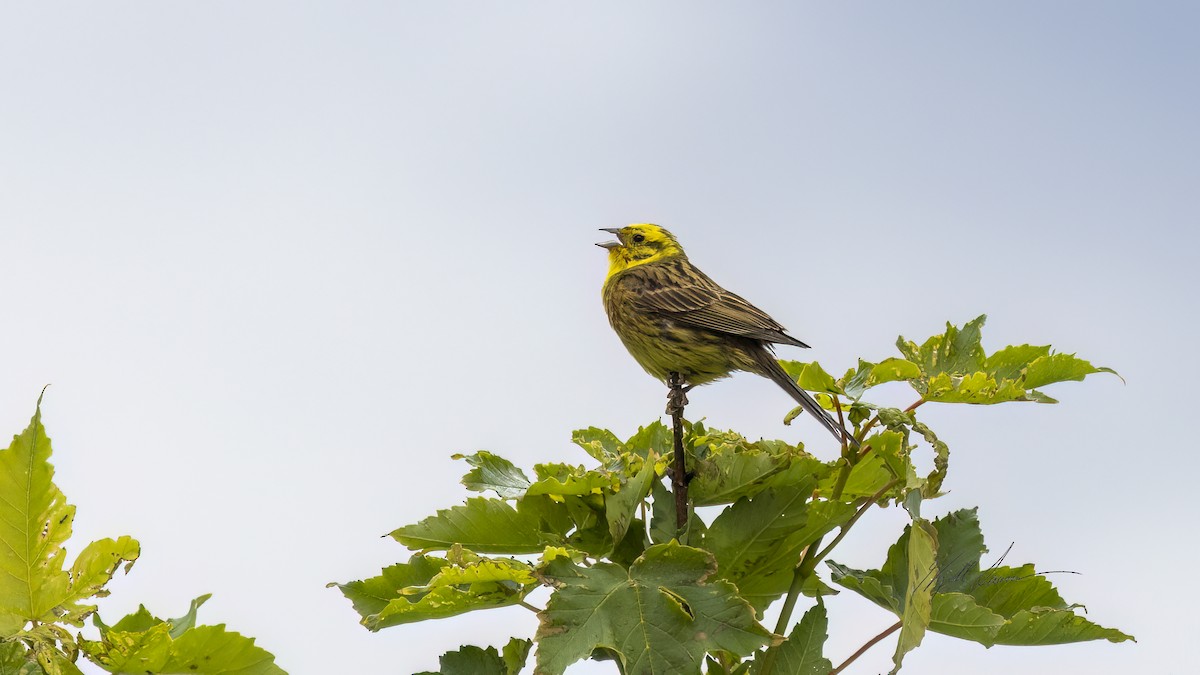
[632,234,646,244]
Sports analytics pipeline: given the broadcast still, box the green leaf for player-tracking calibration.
[58,536,140,624]
[334,551,533,631]
[0,404,75,632]
[84,599,285,674]
[752,603,833,675]
[990,606,1134,646]
[535,542,775,675]
[829,510,1134,652]
[1022,353,1118,390]
[778,361,841,394]
[622,421,674,461]
[605,459,656,547]
[892,518,937,674]
[897,315,987,380]
[928,593,1006,643]
[686,427,829,506]
[526,464,617,498]
[167,594,212,639]
[816,432,904,500]
[923,371,1029,404]
[416,644,506,675]
[333,556,447,620]
[418,639,531,675]
[501,637,532,674]
[455,452,531,499]
[570,428,623,464]
[159,625,284,674]
[0,403,138,634]
[701,486,855,614]
[983,344,1052,382]
[841,358,923,400]
[391,497,549,554]
[648,479,678,545]
[0,641,37,675]
[896,318,1118,405]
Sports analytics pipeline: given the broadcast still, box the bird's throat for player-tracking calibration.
[605,247,682,282]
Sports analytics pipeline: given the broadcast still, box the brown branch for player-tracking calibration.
[830,620,902,675]
[668,372,690,540]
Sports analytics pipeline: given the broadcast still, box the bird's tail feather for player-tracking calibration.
[757,355,858,447]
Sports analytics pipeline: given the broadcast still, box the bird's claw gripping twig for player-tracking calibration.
[666,374,692,416]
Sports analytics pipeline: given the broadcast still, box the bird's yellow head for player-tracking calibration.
[597,224,685,279]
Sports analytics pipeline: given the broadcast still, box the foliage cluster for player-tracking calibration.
[0,394,285,675]
[336,316,1132,674]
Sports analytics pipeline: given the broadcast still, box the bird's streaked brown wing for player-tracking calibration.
[621,259,809,348]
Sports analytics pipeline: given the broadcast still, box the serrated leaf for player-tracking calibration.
[431,556,535,587]
[830,510,1134,653]
[335,552,532,631]
[0,404,75,631]
[526,465,617,498]
[501,637,532,673]
[686,429,828,506]
[333,556,447,620]
[899,315,988,380]
[455,452,532,499]
[159,625,285,674]
[752,603,833,675]
[0,402,137,634]
[58,536,140,624]
[535,542,775,675]
[102,605,162,634]
[983,344,1052,382]
[1022,353,1118,390]
[989,606,1134,646]
[701,486,855,614]
[897,318,1117,405]
[82,622,173,672]
[929,509,986,594]
[570,428,623,464]
[924,372,1029,404]
[418,648,500,675]
[391,497,549,554]
[84,600,285,674]
[622,422,674,461]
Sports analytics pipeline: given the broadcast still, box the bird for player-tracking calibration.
[597,223,853,446]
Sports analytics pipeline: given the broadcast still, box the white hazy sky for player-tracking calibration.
[2,3,1196,674]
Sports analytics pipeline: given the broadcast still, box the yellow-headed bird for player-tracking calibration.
[598,223,852,445]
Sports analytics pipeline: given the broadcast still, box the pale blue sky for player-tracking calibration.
[1,3,1195,674]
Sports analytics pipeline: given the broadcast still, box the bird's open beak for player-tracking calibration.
[596,227,622,249]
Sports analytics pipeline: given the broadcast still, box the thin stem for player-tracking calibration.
[830,620,902,675]
[812,478,901,566]
[763,397,897,675]
[764,449,857,674]
[668,372,690,542]
[518,600,543,613]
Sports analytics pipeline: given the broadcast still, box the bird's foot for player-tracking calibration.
[665,376,693,416]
